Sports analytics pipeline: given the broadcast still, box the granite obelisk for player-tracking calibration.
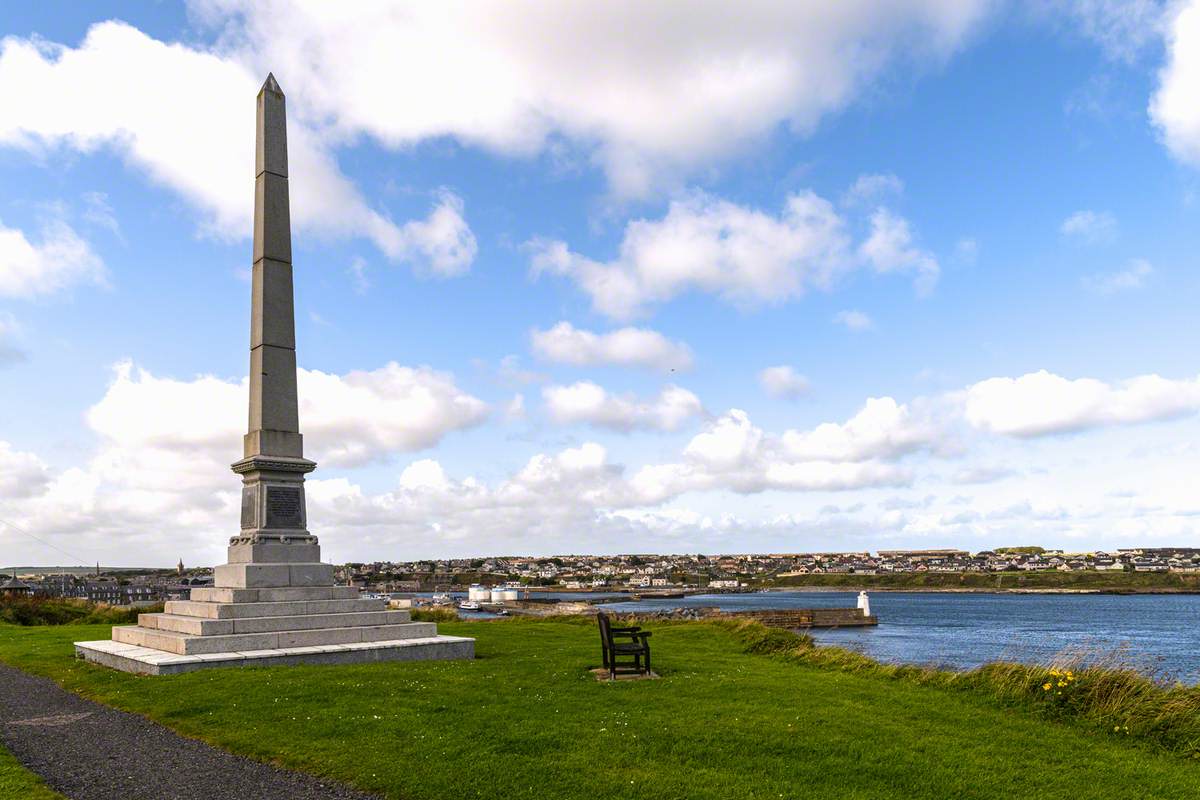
[73,75,473,673]
[216,73,331,589]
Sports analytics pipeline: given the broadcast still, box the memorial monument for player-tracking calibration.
[75,75,474,674]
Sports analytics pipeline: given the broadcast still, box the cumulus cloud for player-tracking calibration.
[0,22,476,273]
[963,369,1200,437]
[192,0,991,197]
[379,191,477,277]
[843,172,904,206]
[834,309,874,331]
[14,361,1200,562]
[88,359,488,468]
[1060,209,1117,243]
[530,321,693,372]
[858,208,939,293]
[1151,0,1200,166]
[1046,0,1167,63]
[0,218,105,298]
[628,409,913,502]
[530,190,895,319]
[1084,258,1152,293]
[759,366,811,400]
[542,381,703,432]
[779,397,943,462]
[0,441,51,499]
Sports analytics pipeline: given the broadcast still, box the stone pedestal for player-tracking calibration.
[75,586,473,675]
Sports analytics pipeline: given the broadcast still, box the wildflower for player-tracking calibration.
[1042,683,1052,691]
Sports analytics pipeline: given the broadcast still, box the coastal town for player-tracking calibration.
[6,547,1200,605]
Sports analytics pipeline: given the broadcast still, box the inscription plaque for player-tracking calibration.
[265,485,304,528]
[240,486,257,528]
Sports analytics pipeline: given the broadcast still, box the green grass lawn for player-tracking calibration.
[1,618,1198,799]
[0,743,66,799]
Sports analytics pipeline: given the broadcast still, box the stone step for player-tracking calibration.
[140,609,411,636]
[112,621,437,655]
[164,598,386,620]
[76,634,475,675]
[189,586,360,604]
[213,561,336,589]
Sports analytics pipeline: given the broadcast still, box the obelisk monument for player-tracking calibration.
[73,74,474,672]
[218,73,331,588]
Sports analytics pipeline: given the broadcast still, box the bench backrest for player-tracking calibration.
[597,611,614,661]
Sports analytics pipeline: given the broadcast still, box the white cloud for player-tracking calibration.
[1060,209,1117,243]
[193,0,991,197]
[379,190,477,277]
[15,362,1200,562]
[87,359,488,468]
[629,409,913,502]
[529,191,852,319]
[542,381,703,432]
[759,366,811,400]
[1084,258,1152,293]
[530,321,693,371]
[951,464,1017,484]
[300,364,489,465]
[0,218,105,298]
[348,257,370,294]
[858,208,939,293]
[0,441,51,499]
[1046,0,1167,63]
[1151,0,1200,166]
[834,309,874,331]
[81,191,121,237]
[0,22,476,273]
[963,369,1200,437]
[504,393,526,421]
[779,397,942,462]
[843,172,904,206]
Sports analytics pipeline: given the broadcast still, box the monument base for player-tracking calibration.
[74,634,474,676]
[75,582,474,675]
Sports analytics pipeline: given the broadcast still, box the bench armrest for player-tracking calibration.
[610,625,642,633]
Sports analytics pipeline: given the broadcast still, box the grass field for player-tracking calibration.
[1,618,1198,799]
[0,743,65,799]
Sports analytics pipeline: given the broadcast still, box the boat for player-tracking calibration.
[458,600,482,611]
[431,592,452,606]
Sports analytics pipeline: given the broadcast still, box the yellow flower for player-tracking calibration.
[1043,683,1052,690]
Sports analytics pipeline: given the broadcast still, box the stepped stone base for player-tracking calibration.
[75,576,474,674]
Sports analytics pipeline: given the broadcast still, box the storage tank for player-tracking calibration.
[468,584,491,602]
[501,587,519,601]
[490,588,506,603]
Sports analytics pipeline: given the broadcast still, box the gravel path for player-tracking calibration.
[0,663,378,800]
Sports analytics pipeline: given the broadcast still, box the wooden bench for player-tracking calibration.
[597,611,652,679]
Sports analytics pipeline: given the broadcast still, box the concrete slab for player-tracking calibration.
[75,636,474,675]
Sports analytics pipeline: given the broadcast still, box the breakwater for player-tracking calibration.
[718,607,876,628]
[500,597,875,628]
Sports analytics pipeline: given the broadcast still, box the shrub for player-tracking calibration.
[0,595,162,626]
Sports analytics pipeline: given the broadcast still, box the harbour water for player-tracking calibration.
[602,590,1200,683]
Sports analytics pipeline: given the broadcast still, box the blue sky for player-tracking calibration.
[3,1,1200,567]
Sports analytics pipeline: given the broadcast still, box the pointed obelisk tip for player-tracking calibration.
[260,72,282,96]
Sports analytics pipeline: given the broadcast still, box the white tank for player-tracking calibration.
[501,588,519,601]
[488,588,504,603]
[468,584,491,602]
